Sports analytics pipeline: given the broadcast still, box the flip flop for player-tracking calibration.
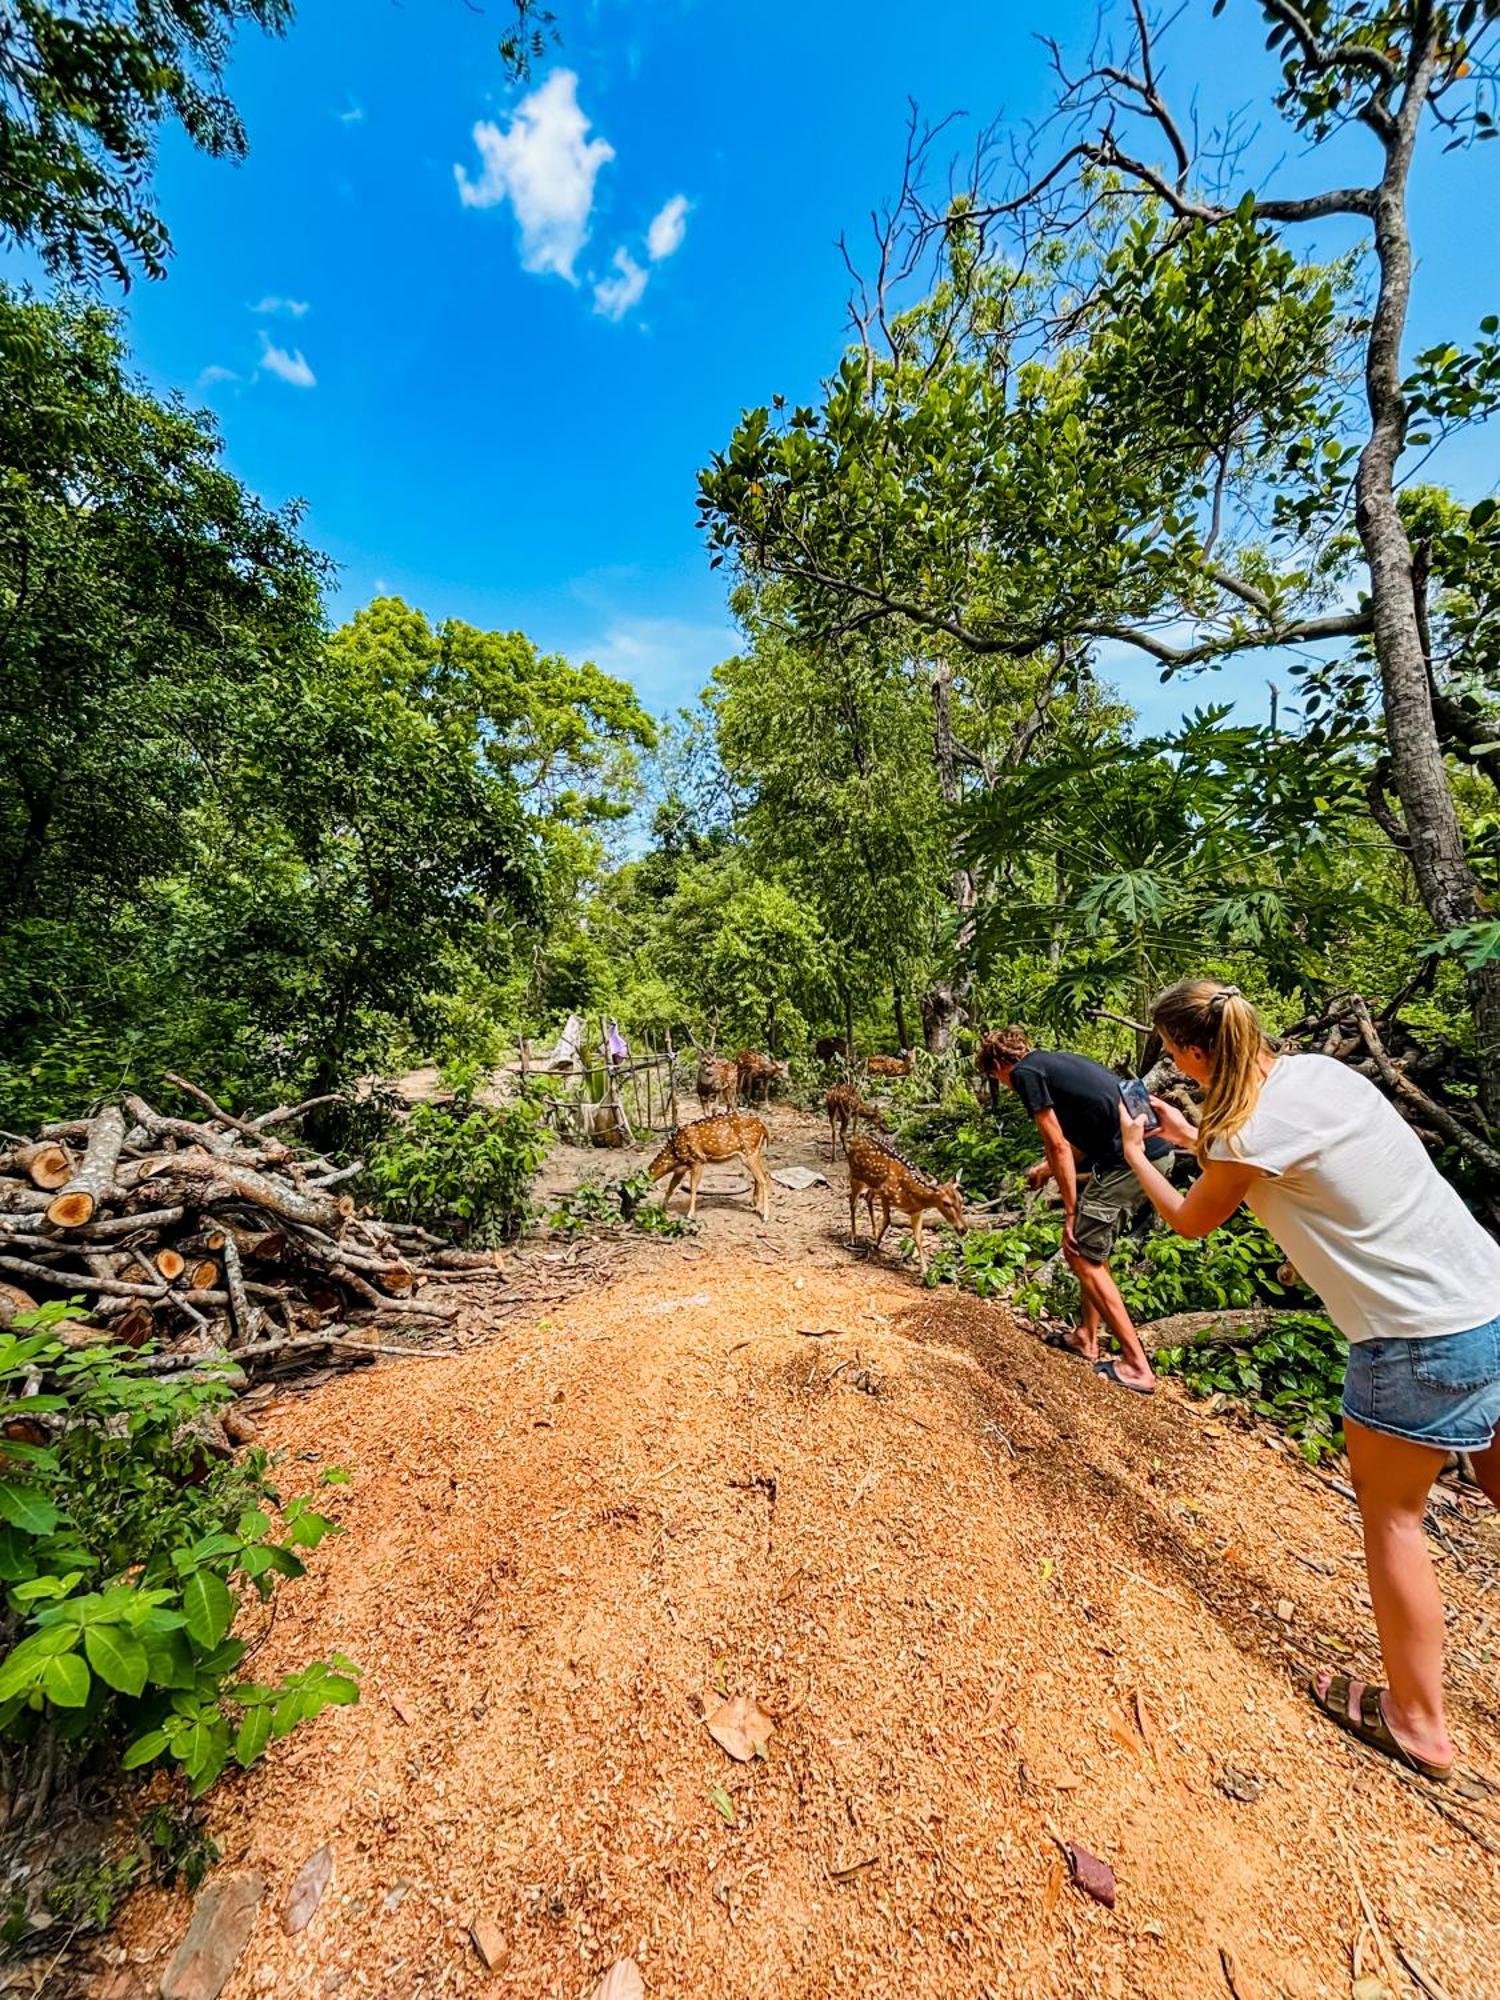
[1042,1330,1088,1355]
[1309,1673,1453,1783]
[1093,1360,1155,1396]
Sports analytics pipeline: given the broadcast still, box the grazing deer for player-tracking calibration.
[696,1055,739,1113]
[735,1049,788,1104]
[647,1113,771,1222]
[864,1049,916,1081]
[814,1035,853,1065]
[824,1084,887,1159]
[845,1133,965,1276]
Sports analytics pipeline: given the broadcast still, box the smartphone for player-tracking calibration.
[1118,1077,1161,1133]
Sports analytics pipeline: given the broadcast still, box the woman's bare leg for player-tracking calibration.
[1316,1417,1452,1768]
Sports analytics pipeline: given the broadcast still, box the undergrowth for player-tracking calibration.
[549,1173,698,1239]
[0,1302,354,1956]
[363,1072,551,1245]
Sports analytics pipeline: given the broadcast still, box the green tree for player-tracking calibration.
[0,0,293,283]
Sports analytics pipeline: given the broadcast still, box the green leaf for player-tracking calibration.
[144,1628,196,1690]
[708,1784,736,1825]
[182,1570,234,1651]
[122,1728,170,1770]
[0,1480,61,1536]
[233,1705,272,1767]
[41,1652,91,1708]
[84,1623,150,1696]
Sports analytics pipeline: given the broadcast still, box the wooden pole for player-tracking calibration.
[664,1029,680,1127]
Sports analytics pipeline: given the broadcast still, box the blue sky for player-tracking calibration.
[28,0,1500,730]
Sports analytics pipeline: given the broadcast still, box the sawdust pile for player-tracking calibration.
[112,1242,1500,1999]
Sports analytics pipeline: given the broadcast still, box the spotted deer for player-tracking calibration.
[845,1133,965,1275]
[824,1083,887,1159]
[696,1055,739,1113]
[647,1112,771,1222]
[864,1048,916,1081]
[735,1049,788,1104]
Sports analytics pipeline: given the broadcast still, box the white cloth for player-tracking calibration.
[1208,1053,1500,1343]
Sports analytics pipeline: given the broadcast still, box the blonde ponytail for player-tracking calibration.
[1150,980,1276,1162]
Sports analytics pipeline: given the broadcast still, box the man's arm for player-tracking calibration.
[1032,1106,1080,1244]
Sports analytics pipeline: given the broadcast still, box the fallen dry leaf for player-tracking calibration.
[390,1694,417,1726]
[282,1845,333,1935]
[705,1692,775,1762]
[590,1961,645,2000]
[1043,1856,1065,1916]
[1065,1842,1116,1909]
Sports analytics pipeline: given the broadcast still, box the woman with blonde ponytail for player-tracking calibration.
[1119,978,1500,1785]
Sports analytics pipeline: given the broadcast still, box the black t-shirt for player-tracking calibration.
[1010,1049,1172,1173]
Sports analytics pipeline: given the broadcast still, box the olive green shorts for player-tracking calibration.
[1072,1157,1171,1266]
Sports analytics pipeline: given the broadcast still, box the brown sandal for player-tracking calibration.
[1309,1673,1454,1783]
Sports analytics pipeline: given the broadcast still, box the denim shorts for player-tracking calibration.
[1342,1315,1500,1452]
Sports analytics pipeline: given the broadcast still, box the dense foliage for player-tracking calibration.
[0,1305,353,1802]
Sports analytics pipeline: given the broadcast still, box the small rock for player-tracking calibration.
[390,1695,416,1726]
[1216,1766,1264,1803]
[1275,1599,1294,1623]
[590,1962,645,2000]
[1064,1843,1116,1909]
[282,1846,334,1936]
[160,1871,267,2000]
[470,1918,507,1971]
[770,1166,827,1191]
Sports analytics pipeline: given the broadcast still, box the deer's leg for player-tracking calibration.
[912,1210,928,1276]
[687,1162,704,1217]
[872,1198,891,1250]
[662,1170,685,1209]
[848,1177,861,1246]
[749,1147,770,1222]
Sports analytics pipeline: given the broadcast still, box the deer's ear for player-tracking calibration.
[952,1168,963,1188]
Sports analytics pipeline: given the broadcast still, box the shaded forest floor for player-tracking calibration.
[106,1108,1500,1999]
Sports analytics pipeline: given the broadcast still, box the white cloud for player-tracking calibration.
[336,101,364,125]
[251,295,310,318]
[454,68,614,283]
[196,364,238,388]
[646,193,689,263]
[582,614,739,712]
[593,247,648,322]
[258,335,316,389]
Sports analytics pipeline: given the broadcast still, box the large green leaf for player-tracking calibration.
[0,1480,61,1536]
[182,1570,234,1651]
[83,1622,149,1696]
[41,1652,91,1708]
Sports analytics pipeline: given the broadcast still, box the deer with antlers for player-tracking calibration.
[646,1112,771,1222]
[824,1083,887,1159]
[696,1055,739,1113]
[845,1133,965,1276]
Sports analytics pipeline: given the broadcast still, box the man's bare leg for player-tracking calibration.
[1067,1249,1154,1388]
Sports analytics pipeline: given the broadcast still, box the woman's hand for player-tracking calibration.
[1148,1095,1199,1151]
[1118,1099,1152,1159]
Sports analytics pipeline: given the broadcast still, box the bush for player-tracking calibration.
[548,1173,697,1239]
[1114,1214,1290,1322]
[0,1303,356,1808]
[896,1091,1037,1201]
[1155,1313,1345,1463]
[363,1079,551,1244]
[925,1217,1067,1316]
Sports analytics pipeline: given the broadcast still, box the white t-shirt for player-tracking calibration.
[1208,1054,1500,1344]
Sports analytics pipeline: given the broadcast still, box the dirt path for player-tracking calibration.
[113,1110,1500,1999]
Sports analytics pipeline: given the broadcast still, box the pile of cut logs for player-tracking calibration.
[0,1076,500,1377]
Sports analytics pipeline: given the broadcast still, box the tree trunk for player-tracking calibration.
[921,657,979,1051]
[1357,44,1500,1122]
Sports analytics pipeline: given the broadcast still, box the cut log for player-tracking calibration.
[0,1184,49,1214]
[1138,1307,1319,1350]
[16,1142,72,1192]
[0,1280,38,1328]
[219,1230,264,1349]
[189,1259,221,1292]
[160,1155,350,1232]
[154,1249,187,1284]
[44,1107,128,1228]
[164,1073,291,1159]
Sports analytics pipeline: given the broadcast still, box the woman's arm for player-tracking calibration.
[1119,1102,1260,1238]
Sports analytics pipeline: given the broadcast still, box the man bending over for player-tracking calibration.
[986,1027,1172,1395]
